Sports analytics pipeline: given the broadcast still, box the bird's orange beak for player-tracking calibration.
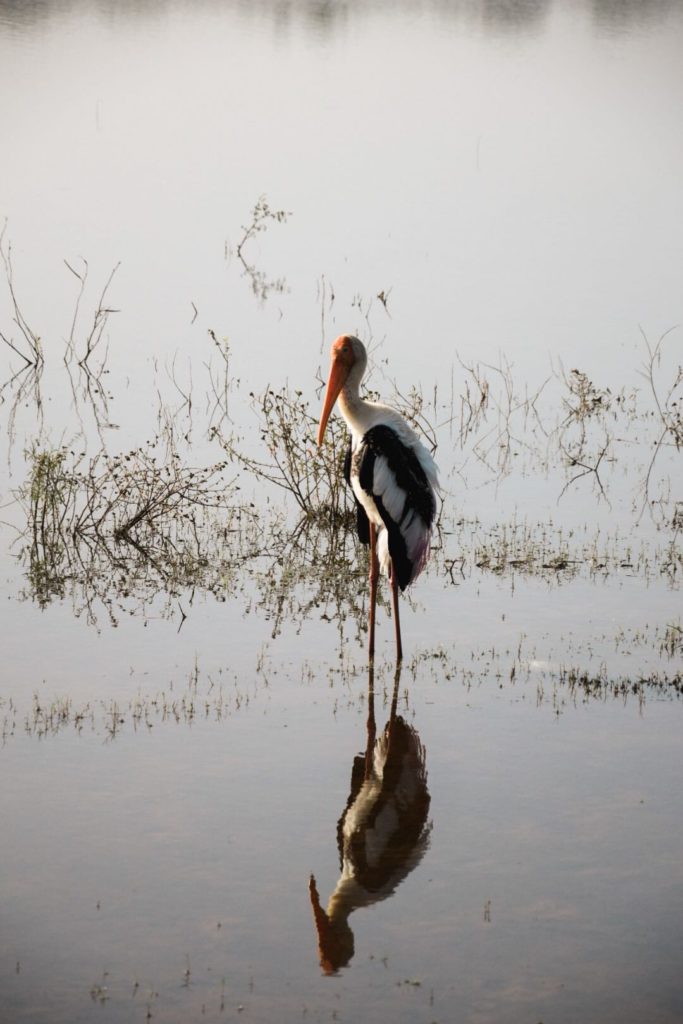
[317,344,352,445]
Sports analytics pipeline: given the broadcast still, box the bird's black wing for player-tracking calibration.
[344,436,370,545]
[354,425,436,591]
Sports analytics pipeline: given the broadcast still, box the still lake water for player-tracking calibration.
[1,1,682,1022]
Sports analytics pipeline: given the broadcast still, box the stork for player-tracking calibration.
[317,335,439,662]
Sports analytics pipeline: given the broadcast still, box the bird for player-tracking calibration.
[309,664,432,974]
[317,335,439,662]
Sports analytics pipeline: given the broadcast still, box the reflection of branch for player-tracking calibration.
[455,354,489,447]
[166,352,193,435]
[63,258,87,364]
[0,365,44,455]
[205,329,232,431]
[253,512,368,646]
[233,195,290,304]
[557,439,611,507]
[61,259,122,442]
[75,261,120,369]
[637,326,682,523]
[449,352,549,481]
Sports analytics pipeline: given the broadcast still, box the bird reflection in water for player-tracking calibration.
[309,665,431,974]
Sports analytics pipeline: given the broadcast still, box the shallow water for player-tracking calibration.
[1,1,682,1022]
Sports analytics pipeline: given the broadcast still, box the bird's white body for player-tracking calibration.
[337,349,440,587]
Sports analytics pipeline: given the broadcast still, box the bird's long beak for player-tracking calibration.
[317,358,348,446]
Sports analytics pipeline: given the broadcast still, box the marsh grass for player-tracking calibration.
[249,511,369,645]
[19,663,256,740]
[0,227,43,372]
[23,434,233,544]
[63,256,120,370]
[660,622,683,658]
[1,237,681,639]
[15,426,375,634]
[410,638,683,711]
[435,341,681,526]
[557,665,683,702]
[0,230,45,441]
[10,354,683,628]
[16,428,257,623]
[436,513,681,587]
[451,351,548,480]
[472,518,577,578]
[10,629,683,744]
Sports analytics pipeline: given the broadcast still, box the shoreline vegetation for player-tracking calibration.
[0,214,680,719]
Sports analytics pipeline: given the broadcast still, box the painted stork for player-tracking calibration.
[317,335,439,661]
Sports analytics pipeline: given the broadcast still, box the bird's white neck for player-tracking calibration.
[338,375,412,447]
[338,360,375,439]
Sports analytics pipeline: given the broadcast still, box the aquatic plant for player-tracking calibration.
[16,429,250,622]
[214,383,354,523]
[0,226,43,371]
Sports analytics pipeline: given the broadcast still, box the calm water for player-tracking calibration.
[1,1,682,1022]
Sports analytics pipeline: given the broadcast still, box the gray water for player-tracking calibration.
[1,2,682,1022]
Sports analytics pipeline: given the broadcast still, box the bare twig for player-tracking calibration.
[0,227,44,369]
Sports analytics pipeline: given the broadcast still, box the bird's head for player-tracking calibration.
[317,335,365,446]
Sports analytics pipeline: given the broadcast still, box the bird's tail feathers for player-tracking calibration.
[379,525,431,588]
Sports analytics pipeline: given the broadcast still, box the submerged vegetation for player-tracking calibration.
[214,383,354,523]
[17,432,248,623]
[0,212,681,703]
[3,633,681,745]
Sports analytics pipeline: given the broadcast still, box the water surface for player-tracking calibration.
[1,2,682,1022]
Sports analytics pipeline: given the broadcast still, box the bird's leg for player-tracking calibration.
[389,559,403,663]
[368,523,379,662]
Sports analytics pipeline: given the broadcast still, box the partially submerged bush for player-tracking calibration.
[17,436,247,620]
[215,384,353,524]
